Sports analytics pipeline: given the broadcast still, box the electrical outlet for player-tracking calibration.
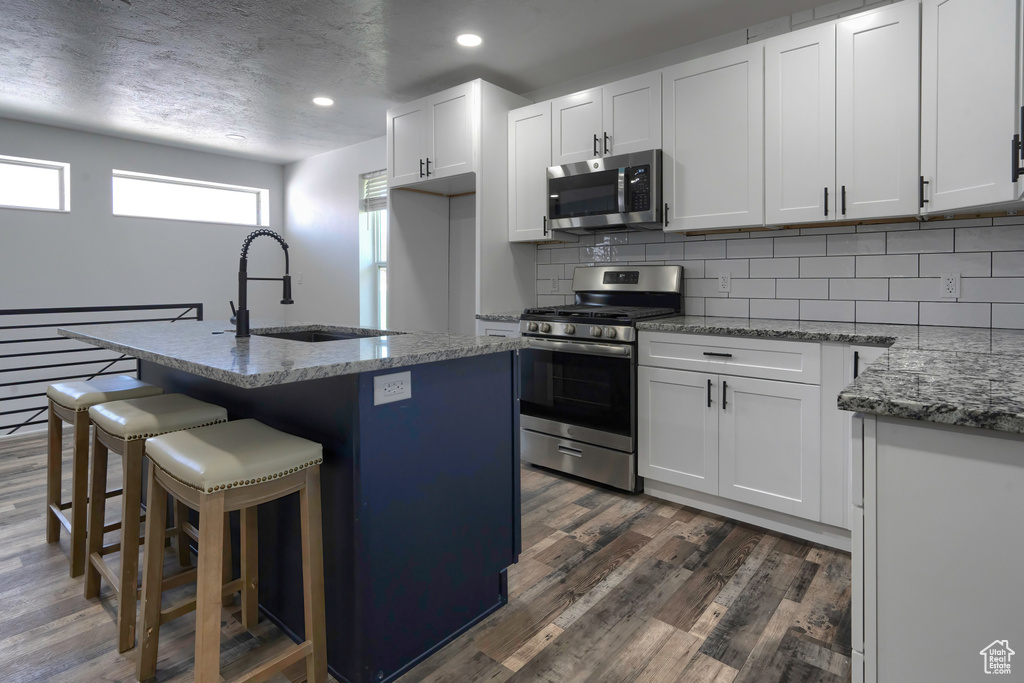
[718,273,731,293]
[940,273,961,299]
[551,278,558,292]
[373,371,411,405]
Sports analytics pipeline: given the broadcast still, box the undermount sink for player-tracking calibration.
[254,330,390,343]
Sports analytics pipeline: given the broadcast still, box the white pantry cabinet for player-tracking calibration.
[920,0,1022,212]
[663,44,764,231]
[508,102,554,242]
[387,82,475,188]
[550,72,662,165]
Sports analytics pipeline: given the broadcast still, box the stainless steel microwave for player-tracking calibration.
[547,149,663,234]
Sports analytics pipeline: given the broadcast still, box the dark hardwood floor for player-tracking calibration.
[0,429,851,682]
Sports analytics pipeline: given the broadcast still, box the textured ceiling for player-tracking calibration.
[0,0,823,163]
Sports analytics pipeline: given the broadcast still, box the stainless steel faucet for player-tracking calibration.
[235,229,293,338]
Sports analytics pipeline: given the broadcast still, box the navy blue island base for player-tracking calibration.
[139,351,521,683]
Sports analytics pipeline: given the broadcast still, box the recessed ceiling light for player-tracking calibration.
[456,33,482,47]
[226,133,246,140]
[312,96,334,107]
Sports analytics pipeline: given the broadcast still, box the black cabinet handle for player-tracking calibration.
[703,351,733,358]
[604,132,610,155]
[707,378,712,408]
[543,216,548,236]
[722,380,728,410]
[664,203,669,228]
[824,187,829,217]
[419,159,425,178]
[1020,106,1024,160]
[841,185,847,215]
[919,176,930,209]
[853,350,860,379]
[594,134,600,157]
[1012,135,1023,183]
[425,157,432,176]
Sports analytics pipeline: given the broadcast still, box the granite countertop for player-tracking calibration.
[475,311,522,322]
[58,320,528,389]
[637,315,1024,434]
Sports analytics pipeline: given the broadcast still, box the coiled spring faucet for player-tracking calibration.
[235,229,293,337]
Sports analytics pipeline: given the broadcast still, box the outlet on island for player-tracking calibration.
[373,371,412,405]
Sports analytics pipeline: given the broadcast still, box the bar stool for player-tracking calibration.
[46,375,163,577]
[137,419,326,683]
[84,393,229,653]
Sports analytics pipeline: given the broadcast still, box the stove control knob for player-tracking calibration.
[564,324,576,335]
[540,323,552,333]
[527,322,539,332]
[590,326,603,337]
[603,327,617,339]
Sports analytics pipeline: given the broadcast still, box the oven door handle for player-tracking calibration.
[527,338,633,358]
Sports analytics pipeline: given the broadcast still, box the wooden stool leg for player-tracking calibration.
[300,467,327,683]
[69,410,91,577]
[45,402,62,543]
[116,440,144,653]
[221,511,233,608]
[137,465,168,682]
[83,429,109,600]
[195,492,226,683]
[240,507,259,630]
[174,499,192,567]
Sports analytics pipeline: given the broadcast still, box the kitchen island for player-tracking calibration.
[58,319,528,683]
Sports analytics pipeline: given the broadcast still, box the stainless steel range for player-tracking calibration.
[518,265,683,492]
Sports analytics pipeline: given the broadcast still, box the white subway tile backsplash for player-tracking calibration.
[627,230,667,244]
[775,235,827,257]
[580,245,646,262]
[538,295,568,307]
[730,279,777,298]
[777,279,829,299]
[856,301,919,325]
[992,304,1024,329]
[594,233,629,246]
[537,264,564,280]
[922,217,991,229]
[919,302,991,328]
[799,225,858,236]
[686,279,729,297]
[886,228,953,254]
[829,278,888,300]
[919,252,992,277]
[685,240,728,260]
[750,299,800,320]
[674,261,704,278]
[536,278,573,295]
[645,242,686,260]
[704,259,750,278]
[856,222,919,233]
[750,257,799,278]
[536,249,552,265]
[706,298,750,318]
[727,238,774,258]
[550,247,580,263]
[801,300,855,322]
[800,256,856,278]
[959,278,1024,303]
[683,297,705,315]
[992,252,1024,276]
[956,226,1024,252]
[889,278,942,302]
[855,254,918,277]
[827,232,885,256]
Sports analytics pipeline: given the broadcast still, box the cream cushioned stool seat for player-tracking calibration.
[84,393,228,653]
[45,375,163,578]
[137,419,327,683]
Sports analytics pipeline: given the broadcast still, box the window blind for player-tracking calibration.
[361,169,388,212]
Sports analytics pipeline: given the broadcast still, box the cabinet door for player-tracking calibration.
[663,44,764,231]
[718,376,821,520]
[837,2,920,220]
[638,366,718,495]
[388,100,427,187]
[921,0,1020,212]
[427,83,475,179]
[551,88,602,165]
[764,24,836,226]
[508,102,553,242]
[603,72,662,156]
[1019,0,1024,201]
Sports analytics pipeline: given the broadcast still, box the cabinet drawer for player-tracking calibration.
[639,332,821,384]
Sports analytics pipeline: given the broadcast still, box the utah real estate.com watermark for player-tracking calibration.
[980,640,1014,675]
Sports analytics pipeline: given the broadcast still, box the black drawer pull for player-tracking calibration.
[707,378,712,408]
[853,350,860,378]
[722,380,728,410]
[824,187,829,217]
[703,352,733,358]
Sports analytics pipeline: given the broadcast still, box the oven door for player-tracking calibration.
[519,338,635,452]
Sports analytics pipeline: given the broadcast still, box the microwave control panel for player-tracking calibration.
[627,165,651,212]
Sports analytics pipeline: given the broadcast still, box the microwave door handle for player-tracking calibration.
[618,167,627,213]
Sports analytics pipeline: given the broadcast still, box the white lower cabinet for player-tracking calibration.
[474,320,520,338]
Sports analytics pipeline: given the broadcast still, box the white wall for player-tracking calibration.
[283,136,386,326]
[0,117,286,322]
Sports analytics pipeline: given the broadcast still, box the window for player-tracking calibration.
[360,170,388,328]
[112,170,269,226]
[0,154,69,212]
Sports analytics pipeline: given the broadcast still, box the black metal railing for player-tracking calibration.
[0,304,203,435]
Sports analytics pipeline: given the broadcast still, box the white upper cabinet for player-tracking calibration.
[920,0,1021,212]
[508,102,554,242]
[387,82,476,187]
[765,24,837,225]
[1018,0,1024,200]
[837,1,920,220]
[663,44,764,231]
[550,73,662,165]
